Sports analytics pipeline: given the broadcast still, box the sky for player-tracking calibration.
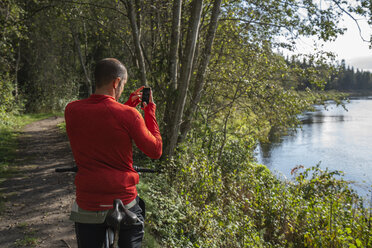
[287,12,372,71]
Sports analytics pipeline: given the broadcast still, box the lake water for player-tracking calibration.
[255,96,372,198]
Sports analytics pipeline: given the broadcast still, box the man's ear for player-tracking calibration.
[113,77,121,89]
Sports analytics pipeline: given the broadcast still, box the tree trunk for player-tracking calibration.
[169,0,182,91]
[123,0,147,86]
[163,0,203,158]
[162,0,182,145]
[179,0,222,142]
[15,45,20,102]
[71,25,92,96]
[135,0,142,38]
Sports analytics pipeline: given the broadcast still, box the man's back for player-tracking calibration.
[65,94,162,211]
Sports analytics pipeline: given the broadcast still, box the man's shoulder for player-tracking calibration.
[65,99,80,110]
[109,101,141,116]
[107,102,143,128]
[65,99,88,112]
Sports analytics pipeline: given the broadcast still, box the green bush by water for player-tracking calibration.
[139,148,371,247]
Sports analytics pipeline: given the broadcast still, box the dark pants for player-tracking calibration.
[75,197,146,248]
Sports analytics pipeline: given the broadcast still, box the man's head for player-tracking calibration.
[94,58,127,100]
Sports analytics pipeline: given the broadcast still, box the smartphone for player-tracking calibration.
[141,87,151,107]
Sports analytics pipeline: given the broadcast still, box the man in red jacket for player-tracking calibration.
[65,58,162,248]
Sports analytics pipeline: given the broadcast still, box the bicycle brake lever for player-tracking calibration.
[121,207,138,225]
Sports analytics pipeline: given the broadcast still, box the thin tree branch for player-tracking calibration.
[220,17,286,28]
[332,0,369,42]
[53,0,127,16]
[74,14,135,59]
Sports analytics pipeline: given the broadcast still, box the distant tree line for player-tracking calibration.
[327,60,372,91]
[286,56,372,92]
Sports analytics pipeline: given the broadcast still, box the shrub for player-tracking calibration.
[140,150,371,247]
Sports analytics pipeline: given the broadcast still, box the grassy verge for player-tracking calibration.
[14,222,39,247]
[0,113,63,212]
[137,178,163,248]
[57,121,66,133]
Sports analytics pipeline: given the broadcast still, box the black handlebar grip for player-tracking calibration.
[133,166,157,173]
[55,167,78,173]
[55,166,158,173]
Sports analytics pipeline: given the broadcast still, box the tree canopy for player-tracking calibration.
[1,0,370,156]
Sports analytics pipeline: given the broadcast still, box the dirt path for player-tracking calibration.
[0,117,77,248]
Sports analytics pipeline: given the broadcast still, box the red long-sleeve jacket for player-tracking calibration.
[65,94,162,211]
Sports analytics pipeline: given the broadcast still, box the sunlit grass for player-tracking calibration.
[138,179,162,248]
[14,222,39,247]
[57,121,66,133]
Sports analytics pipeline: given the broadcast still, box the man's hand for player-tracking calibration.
[124,86,144,107]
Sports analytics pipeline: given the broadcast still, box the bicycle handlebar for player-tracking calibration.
[55,167,78,173]
[133,166,157,173]
[55,166,158,173]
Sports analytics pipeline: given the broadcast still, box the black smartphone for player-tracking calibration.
[141,87,151,107]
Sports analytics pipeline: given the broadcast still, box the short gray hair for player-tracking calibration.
[94,58,127,88]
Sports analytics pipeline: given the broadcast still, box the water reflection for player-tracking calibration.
[301,113,346,124]
[256,98,372,197]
